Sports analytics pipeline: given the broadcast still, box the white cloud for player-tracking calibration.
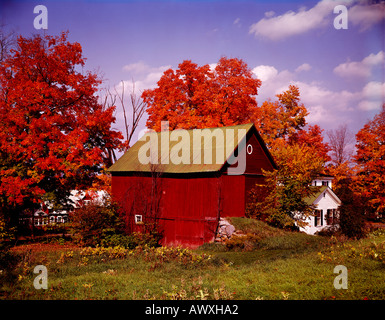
[233,18,241,25]
[264,11,275,18]
[249,0,336,40]
[251,63,365,127]
[122,61,151,74]
[349,1,385,31]
[249,0,384,41]
[295,63,312,73]
[252,65,278,82]
[362,81,385,100]
[119,62,171,93]
[358,100,382,111]
[333,51,385,78]
[357,81,385,111]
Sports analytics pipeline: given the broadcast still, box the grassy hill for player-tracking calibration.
[2,218,385,300]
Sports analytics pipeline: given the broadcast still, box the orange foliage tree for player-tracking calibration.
[0,32,123,217]
[354,104,385,217]
[247,86,330,228]
[142,57,261,131]
[250,85,329,162]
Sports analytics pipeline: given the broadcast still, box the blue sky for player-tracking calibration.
[1,0,384,145]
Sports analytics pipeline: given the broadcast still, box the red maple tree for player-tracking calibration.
[0,32,123,214]
[142,57,261,131]
[354,104,385,216]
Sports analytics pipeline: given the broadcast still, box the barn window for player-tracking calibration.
[247,144,253,155]
[135,215,143,224]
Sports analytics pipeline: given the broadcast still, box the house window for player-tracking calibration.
[247,144,253,155]
[326,209,338,225]
[322,181,329,187]
[314,209,323,227]
[135,215,143,224]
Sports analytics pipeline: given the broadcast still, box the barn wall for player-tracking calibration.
[245,175,267,204]
[111,174,221,248]
[244,133,275,174]
[221,174,245,217]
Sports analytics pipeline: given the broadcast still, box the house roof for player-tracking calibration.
[304,186,341,206]
[108,123,276,174]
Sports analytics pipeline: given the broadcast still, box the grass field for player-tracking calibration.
[1,218,385,300]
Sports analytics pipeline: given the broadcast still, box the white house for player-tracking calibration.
[299,176,342,235]
[19,190,109,227]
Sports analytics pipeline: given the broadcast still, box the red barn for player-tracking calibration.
[108,123,276,247]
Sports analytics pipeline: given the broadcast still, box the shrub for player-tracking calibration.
[101,231,162,249]
[224,233,261,251]
[69,197,124,246]
[337,183,366,239]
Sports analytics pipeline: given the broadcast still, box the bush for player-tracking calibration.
[224,233,261,251]
[337,182,366,239]
[69,197,124,246]
[339,204,366,239]
[101,231,162,249]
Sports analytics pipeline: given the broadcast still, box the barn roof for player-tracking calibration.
[108,123,276,174]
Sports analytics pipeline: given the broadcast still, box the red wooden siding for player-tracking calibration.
[221,174,245,218]
[244,133,275,174]
[111,174,220,247]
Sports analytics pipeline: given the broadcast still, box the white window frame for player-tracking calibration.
[135,215,143,224]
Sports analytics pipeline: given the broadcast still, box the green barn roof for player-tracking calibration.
[108,123,265,174]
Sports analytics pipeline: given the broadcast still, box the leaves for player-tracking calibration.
[143,57,261,131]
[354,104,385,215]
[0,32,123,212]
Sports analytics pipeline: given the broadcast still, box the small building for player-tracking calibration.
[299,178,342,235]
[108,123,277,247]
[18,190,107,228]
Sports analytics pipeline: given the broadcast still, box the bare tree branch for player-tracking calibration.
[0,28,16,62]
[327,124,354,166]
[115,80,146,150]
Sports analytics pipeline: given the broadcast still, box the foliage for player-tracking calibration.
[337,180,366,239]
[143,57,261,131]
[0,215,15,247]
[246,86,330,229]
[101,231,162,249]
[224,233,261,251]
[354,104,385,217]
[69,197,124,247]
[0,32,123,218]
[250,85,306,148]
[247,143,325,229]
